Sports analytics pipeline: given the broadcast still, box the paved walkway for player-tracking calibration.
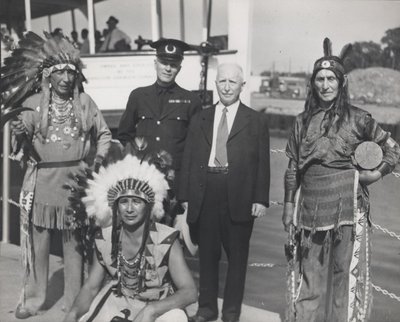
[0,242,281,322]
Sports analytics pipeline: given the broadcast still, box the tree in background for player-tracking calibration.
[345,41,382,72]
[259,26,400,76]
[381,27,400,70]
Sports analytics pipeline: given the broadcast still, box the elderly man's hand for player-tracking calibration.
[282,202,295,232]
[251,203,267,218]
[359,169,382,186]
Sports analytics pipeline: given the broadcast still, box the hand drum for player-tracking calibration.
[354,141,383,170]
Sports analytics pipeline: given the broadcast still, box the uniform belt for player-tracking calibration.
[207,166,229,174]
[37,160,81,169]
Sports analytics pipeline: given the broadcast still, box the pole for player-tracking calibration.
[151,0,162,40]
[47,15,52,33]
[202,0,208,41]
[2,123,11,243]
[3,0,33,244]
[24,0,32,31]
[201,0,212,107]
[206,0,212,40]
[87,0,95,54]
[179,0,185,41]
[71,9,77,32]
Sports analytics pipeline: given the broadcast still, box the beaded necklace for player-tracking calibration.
[49,92,74,124]
[115,225,149,298]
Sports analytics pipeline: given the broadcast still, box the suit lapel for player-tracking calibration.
[200,106,215,145]
[228,103,250,141]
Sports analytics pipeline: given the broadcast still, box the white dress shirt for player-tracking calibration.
[99,28,131,52]
[208,100,240,166]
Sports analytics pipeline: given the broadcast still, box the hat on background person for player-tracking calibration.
[106,16,119,25]
[150,38,191,62]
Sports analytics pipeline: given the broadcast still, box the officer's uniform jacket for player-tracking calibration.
[118,82,202,170]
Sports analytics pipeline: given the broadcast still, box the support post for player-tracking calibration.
[24,0,32,31]
[151,0,162,40]
[179,0,185,41]
[47,15,52,32]
[87,0,95,54]
[228,0,253,105]
[2,123,11,243]
[71,9,77,32]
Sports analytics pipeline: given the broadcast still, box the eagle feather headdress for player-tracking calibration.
[64,139,173,228]
[1,31,86,123]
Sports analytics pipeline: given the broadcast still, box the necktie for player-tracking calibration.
[214,107,229,166]
[158,87,168,115]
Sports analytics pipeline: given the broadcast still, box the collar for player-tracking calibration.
[216,99,240,112]
[155,81,177,95]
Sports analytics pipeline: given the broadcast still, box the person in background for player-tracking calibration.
[63,150,197,322]
[94,30,103,52]
[117,38,202,225]
[282,38,400,322]
[80,28,89,54]
[178,63,270,322]
[99,16,131,52]
[2,31,111,319]
[52,27,64,39]
[70,30,81,49]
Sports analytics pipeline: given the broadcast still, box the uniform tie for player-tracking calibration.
[214,107,229,166]
[158,87,169,115]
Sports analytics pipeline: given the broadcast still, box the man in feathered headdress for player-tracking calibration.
[282,38,400,322]
[62,147,197,322]
[1,31,112,318]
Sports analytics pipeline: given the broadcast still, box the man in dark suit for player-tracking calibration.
[118,38,202,222]
[178,63,270,322]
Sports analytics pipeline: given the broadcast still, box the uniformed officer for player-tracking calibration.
[117,38,202,219]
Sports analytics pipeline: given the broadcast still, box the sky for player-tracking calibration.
[29,0,400,75]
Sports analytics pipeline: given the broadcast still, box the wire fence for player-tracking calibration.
[2,146,400,302]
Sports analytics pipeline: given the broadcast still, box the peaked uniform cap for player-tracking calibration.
[150,38,191,61]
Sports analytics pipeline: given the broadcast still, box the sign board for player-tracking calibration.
[81,51,237,111]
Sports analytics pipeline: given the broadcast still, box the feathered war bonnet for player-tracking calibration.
[82,154,170,227]
[65,138,172,230]
[0,31,87,139]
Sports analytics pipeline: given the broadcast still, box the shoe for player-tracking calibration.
[188,314,218,322]
[222,314,239,322]
[15,304,36,319]
[222,318,239,322]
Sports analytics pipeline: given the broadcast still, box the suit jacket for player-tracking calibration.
[117,82,202,170]
[178,102,270,223]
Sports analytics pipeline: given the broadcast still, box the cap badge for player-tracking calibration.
[165,44,177,54]
[321,60,331,68]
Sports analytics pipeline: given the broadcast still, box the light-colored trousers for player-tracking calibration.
[20,225,84,313]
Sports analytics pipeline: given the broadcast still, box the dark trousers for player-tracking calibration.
[195,172,253,320]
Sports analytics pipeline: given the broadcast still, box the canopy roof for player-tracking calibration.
[1,0,105,23]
